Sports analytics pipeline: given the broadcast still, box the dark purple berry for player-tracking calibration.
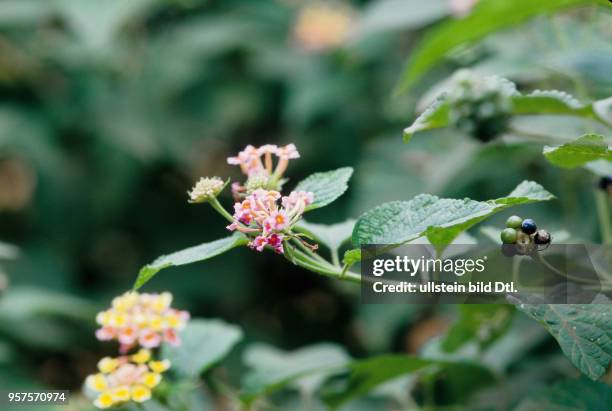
[534,230,551,245]
[521,219,537,235]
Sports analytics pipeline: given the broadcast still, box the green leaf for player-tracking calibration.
[513,304,612,380]
[322,355,494,408]
[133,233,248,290]
[543,134,611,169]
[396,0,599,93]
[240,343,350,404]
[162,319,243,379]
[343,249,362,266]
[515,378,612,411]
[403,85,606,143]
[297,219,355,252]
[442,305,515,352]
[352,180,554,254]
[295,167,353,211]
[403,94,450,143]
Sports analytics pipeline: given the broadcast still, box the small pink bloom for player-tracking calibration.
[96,326,116,341]
[276,144,300,160]
[267,233,284,254]
[163,329,180,346]
[257,144,278,155]
[118,326,138,345]
[265,210,288,232]
[248,235,268,252]
[227,222,239,231]
[138,331,162,349]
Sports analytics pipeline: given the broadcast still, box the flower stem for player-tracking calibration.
[209,197,234,224]
[595,189,612,245]
[288,245,362,284]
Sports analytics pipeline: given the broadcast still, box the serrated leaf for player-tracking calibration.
[442,305,515,352]
[515,378,612,411]
[543,134,611,169]
[133,233,248,290]
[513,303,612,380]
[396,0,598,93]
[322,355,494,409]
[295,167,353,211]
[352,181,554,254]
[297,219,355,252]
[162,319,242,379]
[240,343,350,404]
[403,84,606,142]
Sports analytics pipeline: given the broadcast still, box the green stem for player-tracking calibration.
[209,196,234,223]
[595,189,612,245]
[288,245,362,284]
[331,248,341,267]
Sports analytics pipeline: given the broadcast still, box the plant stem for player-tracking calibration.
[595,189,612,245]
[209,197,234,223]
[287,245,362,284]
[331,248,341,267]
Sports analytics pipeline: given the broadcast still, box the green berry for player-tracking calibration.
[505,215,523,229]
[500,228,518,244]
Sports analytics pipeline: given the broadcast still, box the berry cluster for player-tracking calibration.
[500,215,551,257]
[448,70,513,142]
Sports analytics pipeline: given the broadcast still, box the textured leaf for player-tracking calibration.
[162,319,242,379]
[442,305,515,352]
[133,233,248,290]
[322,355,494,408]
[396,0,599,93]
[297,219,355,252]
[352,181,554,253]
[513,303,612,380]
[295,167,353,211]
[240,343,350,404]
[515,378,612,411]
[543,134,611,168]
[404,85,605,142]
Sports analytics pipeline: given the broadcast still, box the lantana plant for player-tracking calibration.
[133,142,557,292]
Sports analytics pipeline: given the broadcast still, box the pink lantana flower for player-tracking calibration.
[227,188,313,254]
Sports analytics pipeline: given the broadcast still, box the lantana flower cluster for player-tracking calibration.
[85,292,189,409]
[189,143,315,255]
[95,291,189,353]
[85,349,170,409]
[227,188,313,253]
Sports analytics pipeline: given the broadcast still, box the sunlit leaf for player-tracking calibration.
[396,0,599,93]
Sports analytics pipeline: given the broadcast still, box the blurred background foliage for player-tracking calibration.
[0,0,610,409]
